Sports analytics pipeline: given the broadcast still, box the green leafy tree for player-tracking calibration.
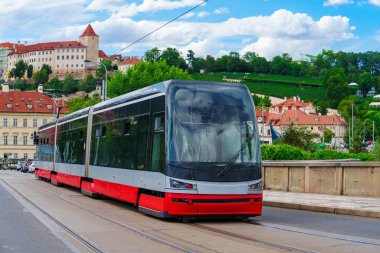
[270,53,292,75]
[14,60,28,79]
[323,129,335,143]
[13,79,27,91]
[160,48,188,69]
[32,69,48,84]
[45,77,62,92]
[108,61,191,98]
[41,64,52,75]
[62,75,77,94]
[326,74,349,108]
[186,49,195,72]
[144,47,161,62]
[358,72,373,97]
[27,65,33,79]
[78,74,97,92]
[66,94,102,113]
[96,59,113,80]
[277,124,317,151]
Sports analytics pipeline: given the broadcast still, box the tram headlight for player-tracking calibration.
[170,179,196,190]
[248,181,263,190]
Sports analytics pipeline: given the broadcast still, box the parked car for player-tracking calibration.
[28,161,36,173]
[16,161,23,171]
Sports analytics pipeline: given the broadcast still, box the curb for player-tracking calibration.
[263,201,380,219]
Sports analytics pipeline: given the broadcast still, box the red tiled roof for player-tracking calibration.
[268,110,346,126]
[99,50,108,59]
[8,41,85,55]
[109,54,122,60]
[118,57,141,65]
[255,109,268,118]
[0,91,68,114]
[0,42,15,49]
[80,24,99,38]
[272,97,312,109]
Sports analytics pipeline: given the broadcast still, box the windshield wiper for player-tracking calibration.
[217,123,253,177]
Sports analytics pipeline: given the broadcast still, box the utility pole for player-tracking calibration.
[373,121,375,146]
[261,103,264,141]
[351,103,354,148]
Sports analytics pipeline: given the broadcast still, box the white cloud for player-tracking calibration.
[375,31,380,42]
[87,0,203,17]
[323,0,352,6]
[62,9,353,59]
[214,7,229,15]
[180,12,195,19]
[197,11,210,18]
[368,0,380,6]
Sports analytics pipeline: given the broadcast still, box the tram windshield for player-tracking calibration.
[167,82,261,182]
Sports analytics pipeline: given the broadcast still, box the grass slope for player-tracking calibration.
[191,73,326,102]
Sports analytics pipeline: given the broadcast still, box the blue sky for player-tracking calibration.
[0,0,380,59]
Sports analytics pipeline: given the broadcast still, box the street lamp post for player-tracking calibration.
[84,60,107,101]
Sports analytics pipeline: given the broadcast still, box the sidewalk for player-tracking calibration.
[263,190,380,218]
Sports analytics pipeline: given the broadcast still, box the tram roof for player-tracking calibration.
[50,79,247,126]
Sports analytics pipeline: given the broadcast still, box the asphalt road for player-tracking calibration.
[258,206,380,240]
[0,183,73,253]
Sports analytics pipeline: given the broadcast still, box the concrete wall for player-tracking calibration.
[262,161,380,197]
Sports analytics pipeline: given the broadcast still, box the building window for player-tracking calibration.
[14,153,18,159]
[13,118,17,127]
[3,118,7,127]
[76,55,79,60]
[33,153,37,160]
[24,153,28,159]
[23,136,27,145]
[23,118,27,127]
[57,56,60,60]
[66,55,69,60]
[81,55,84,59]
[13,136,18,145]
[33,118,37,127]
[71,55,74,60]
[3,136,8,145]
[43,119,47,125]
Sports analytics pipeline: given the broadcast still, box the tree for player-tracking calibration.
[326,74,349,108]
[78,74,97,92]
[316,101,329,115]
[186,50,195,72]
[160,48,188,69]
[144,47,161,62]
[270,53,292,75]
[27,65,33,79]
[108,61,191,98]
[62,75,77,94]
[66,95,101,113]
[277,124,316,151]
[358,72,373,97]
[323,129,335,143]
[32,70,48,84]
[14,60,28,79]
[13,79,27,91]
[41,64,52,75]
[96,59,113,80]
[45,77,62,92]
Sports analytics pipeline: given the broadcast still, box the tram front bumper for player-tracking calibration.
[165,193,263,216]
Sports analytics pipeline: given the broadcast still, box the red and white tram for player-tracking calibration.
[35,80,263,219]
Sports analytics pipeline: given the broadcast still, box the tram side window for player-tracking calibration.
[151,113,165,172]
[91,115,148,170]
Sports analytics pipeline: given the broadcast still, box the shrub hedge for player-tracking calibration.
[261,144,377,161]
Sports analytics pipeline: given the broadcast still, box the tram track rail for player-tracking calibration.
[23,178,204,253]
[188,223,320,253]
[27,177,318,253]
[0,178,106,253]
[5,172,379,253]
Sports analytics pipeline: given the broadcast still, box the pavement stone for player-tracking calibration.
[263,190,380,218]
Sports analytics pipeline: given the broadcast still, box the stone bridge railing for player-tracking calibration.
[262,161,380,197]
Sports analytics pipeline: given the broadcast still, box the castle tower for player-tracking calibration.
[79,24,99,63]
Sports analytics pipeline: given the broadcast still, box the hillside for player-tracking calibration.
[191,72,326,102]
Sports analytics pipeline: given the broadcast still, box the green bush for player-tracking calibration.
[312,150,350,160]
[261,144,376,161]
[261,144,311,160]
